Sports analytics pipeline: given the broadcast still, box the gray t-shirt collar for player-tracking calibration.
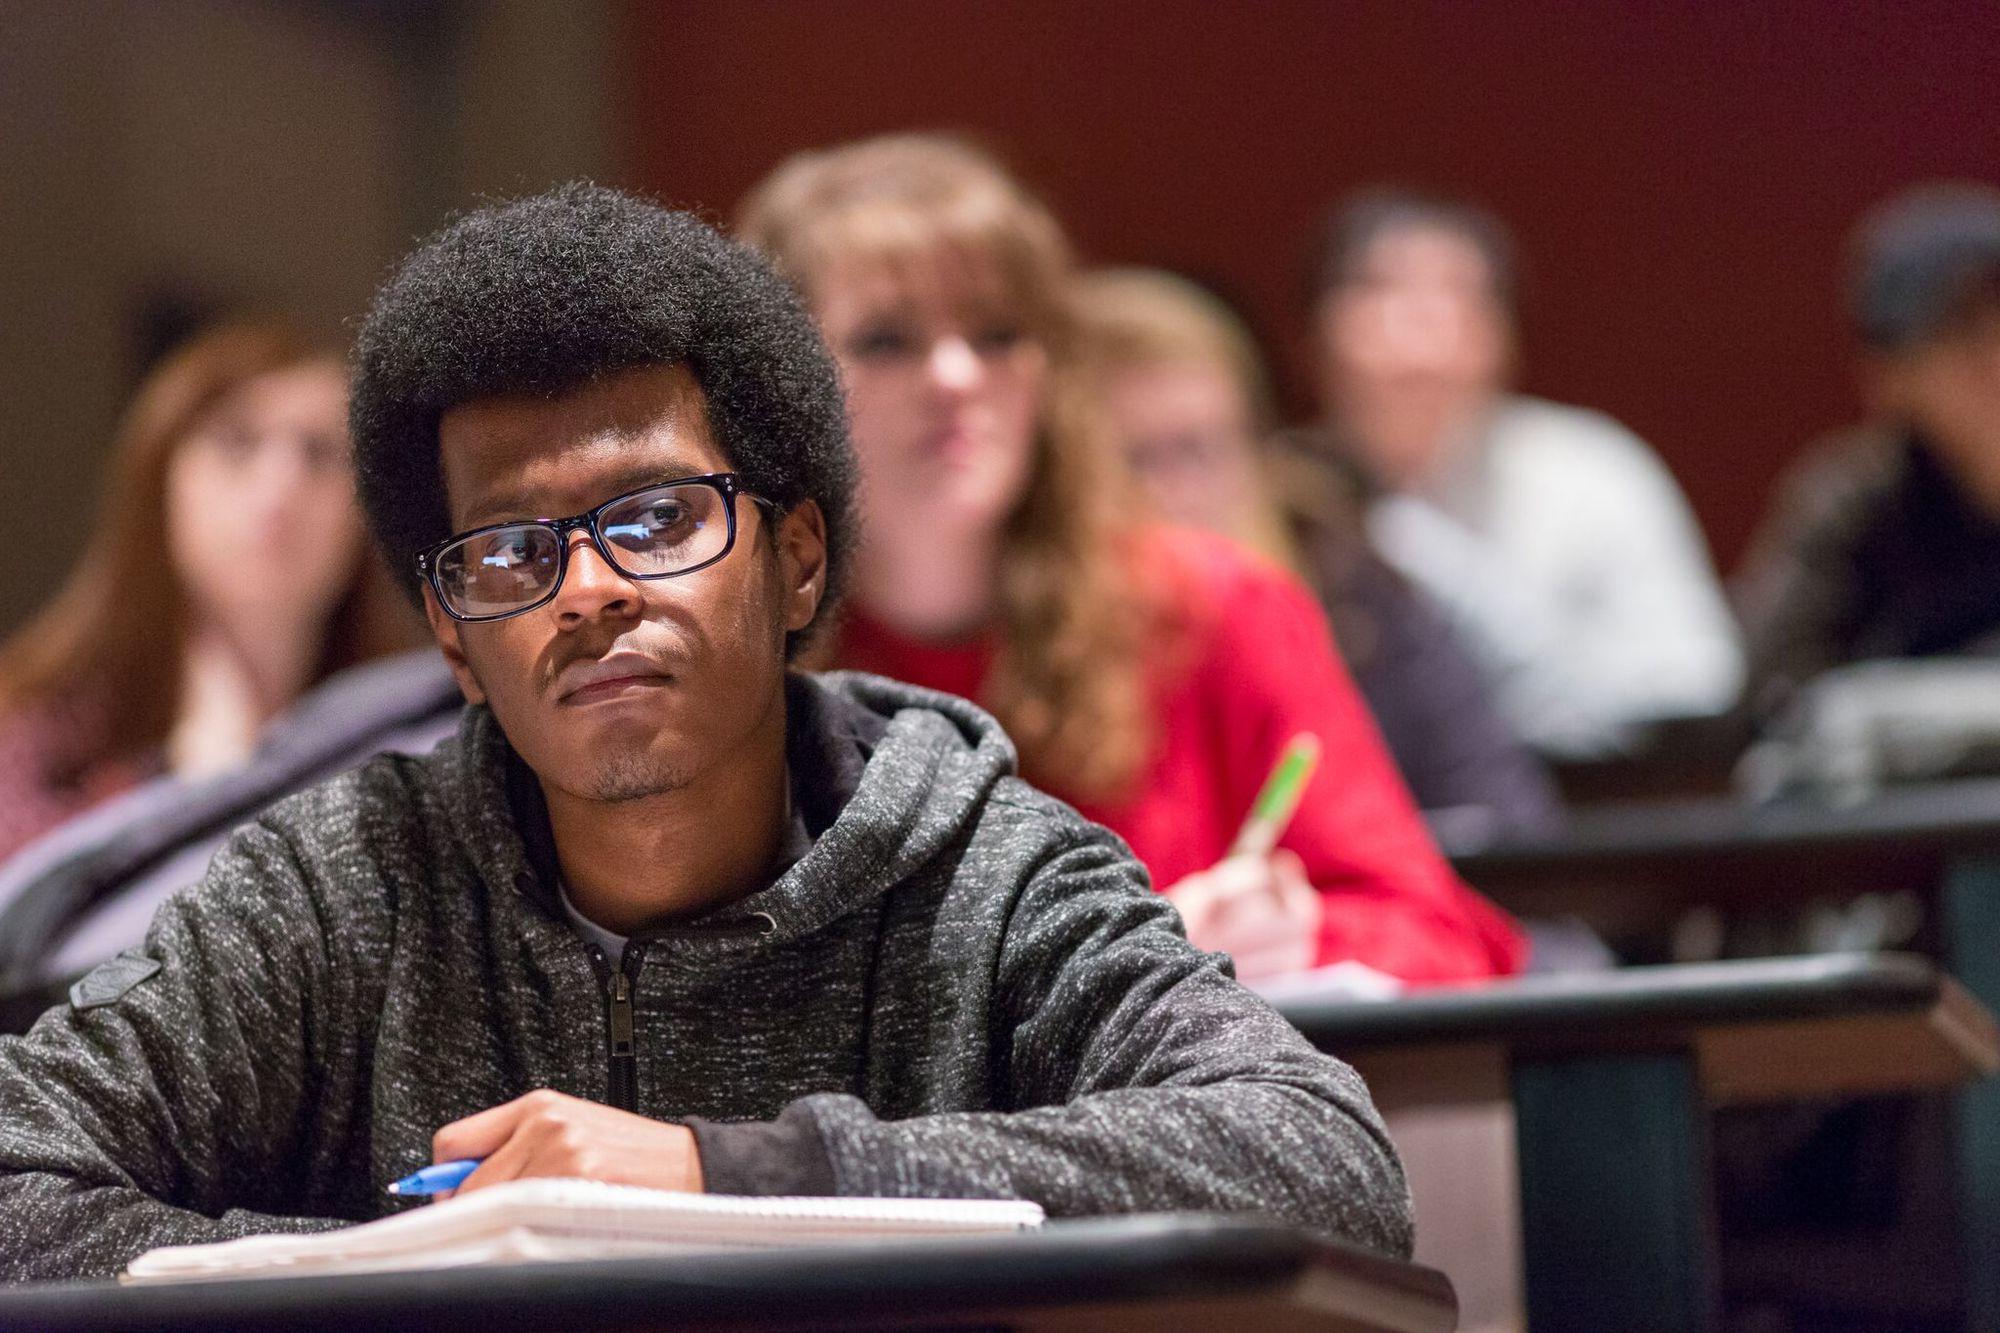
[556,780,811,970]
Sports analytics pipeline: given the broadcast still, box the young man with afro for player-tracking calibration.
[0,186,1410,1281]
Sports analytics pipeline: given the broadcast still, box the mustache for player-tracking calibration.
[545,635,681,698]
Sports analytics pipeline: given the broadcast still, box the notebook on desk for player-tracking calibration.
[1250,960,1406,1006]
[122,1179,1046,1284]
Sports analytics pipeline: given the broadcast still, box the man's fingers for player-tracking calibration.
[433,1088,567,1163]
[448,1127,536,1197]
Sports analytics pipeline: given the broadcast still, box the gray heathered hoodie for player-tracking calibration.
[0,671,1411,1281]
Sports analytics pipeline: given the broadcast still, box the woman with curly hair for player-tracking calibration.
[739,135,1521,984]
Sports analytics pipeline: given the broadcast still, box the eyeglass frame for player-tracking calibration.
[414,471,778,623]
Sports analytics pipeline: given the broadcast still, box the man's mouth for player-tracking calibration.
[555,652,674,704]
[561,675,670,705]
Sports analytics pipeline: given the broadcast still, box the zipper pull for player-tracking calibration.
[609,970,635,1058]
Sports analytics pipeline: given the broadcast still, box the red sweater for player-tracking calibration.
[836,527,1526,985]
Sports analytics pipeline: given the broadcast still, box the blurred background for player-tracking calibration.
[5,0,1999,632]
[8,7,2000,1329]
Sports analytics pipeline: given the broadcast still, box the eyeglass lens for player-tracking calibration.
[433,481,730,618]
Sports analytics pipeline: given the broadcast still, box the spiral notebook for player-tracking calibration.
[122,1179,1046,1284]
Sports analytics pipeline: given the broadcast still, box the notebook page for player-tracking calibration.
[124,1180,1046,1284]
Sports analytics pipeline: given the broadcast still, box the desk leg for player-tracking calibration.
[1514,1053,1717,1333]
[1944,856,2000,1333]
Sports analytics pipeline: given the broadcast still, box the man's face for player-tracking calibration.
[1316,226,1511,487]
[1876,306,2000,512]
[426,363,825,804]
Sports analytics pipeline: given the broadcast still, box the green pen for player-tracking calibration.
[1229,733,1322,860]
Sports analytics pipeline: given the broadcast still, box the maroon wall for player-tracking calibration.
[620,0,2000,568]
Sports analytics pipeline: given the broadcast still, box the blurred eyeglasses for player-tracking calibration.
[416,473,774,622]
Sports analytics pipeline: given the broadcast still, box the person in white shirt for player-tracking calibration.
[1311,189,1743,757]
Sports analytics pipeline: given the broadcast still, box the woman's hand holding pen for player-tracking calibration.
[1164,731,1323,983]
[1165,850,1322,983]
[428,1089,704,1198]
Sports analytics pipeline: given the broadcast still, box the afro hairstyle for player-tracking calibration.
[349,182,856,657]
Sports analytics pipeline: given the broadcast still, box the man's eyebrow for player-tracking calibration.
[460,459,714,528]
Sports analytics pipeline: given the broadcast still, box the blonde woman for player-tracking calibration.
[740,135,1521,983]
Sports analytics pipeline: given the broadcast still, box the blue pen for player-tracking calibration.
[387,1158,482,1196]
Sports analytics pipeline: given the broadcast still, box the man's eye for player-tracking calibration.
[605,501,694,549]
[481,533,538,568]
[627,499,691,533]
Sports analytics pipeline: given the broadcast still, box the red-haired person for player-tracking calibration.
[739,136,1522,984]
[0,321,411,863]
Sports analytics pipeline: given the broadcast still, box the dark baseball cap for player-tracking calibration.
[1851,182,2000,352]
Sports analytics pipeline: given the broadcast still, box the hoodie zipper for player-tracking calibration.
[587,944,646,1112]
[583,915,776,1113]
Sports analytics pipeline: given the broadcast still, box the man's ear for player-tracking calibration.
[774,500,828,633]
[422,586,488,706]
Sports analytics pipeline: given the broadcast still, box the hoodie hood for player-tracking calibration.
[436,670,1021,950]
[767,671,1021,937]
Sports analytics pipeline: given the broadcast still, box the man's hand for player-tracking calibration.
[1165,851,1323,983]
[431,1089,704,1197]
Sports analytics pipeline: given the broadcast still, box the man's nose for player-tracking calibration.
[550,530,640,623]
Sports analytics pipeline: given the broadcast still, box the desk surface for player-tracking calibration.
[1281,952,2000,1107]
[0,1215,1456,1333]
[1450,776,2000,876]
[1285,951,1952,1047]
[1443,778,2000,932]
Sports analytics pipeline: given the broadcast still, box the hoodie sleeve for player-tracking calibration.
[708,817,1414,1258]
[0,822,359,1281]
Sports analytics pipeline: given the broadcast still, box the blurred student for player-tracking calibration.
[1314,190,1742,757]
[1737,184,2000,720]
[1728,189,2000,1318]
[0,321,411,863]
[740,135,1522,984]
[1072,267,1561,839]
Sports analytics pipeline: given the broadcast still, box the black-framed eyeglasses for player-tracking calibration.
[415,472,775,622]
